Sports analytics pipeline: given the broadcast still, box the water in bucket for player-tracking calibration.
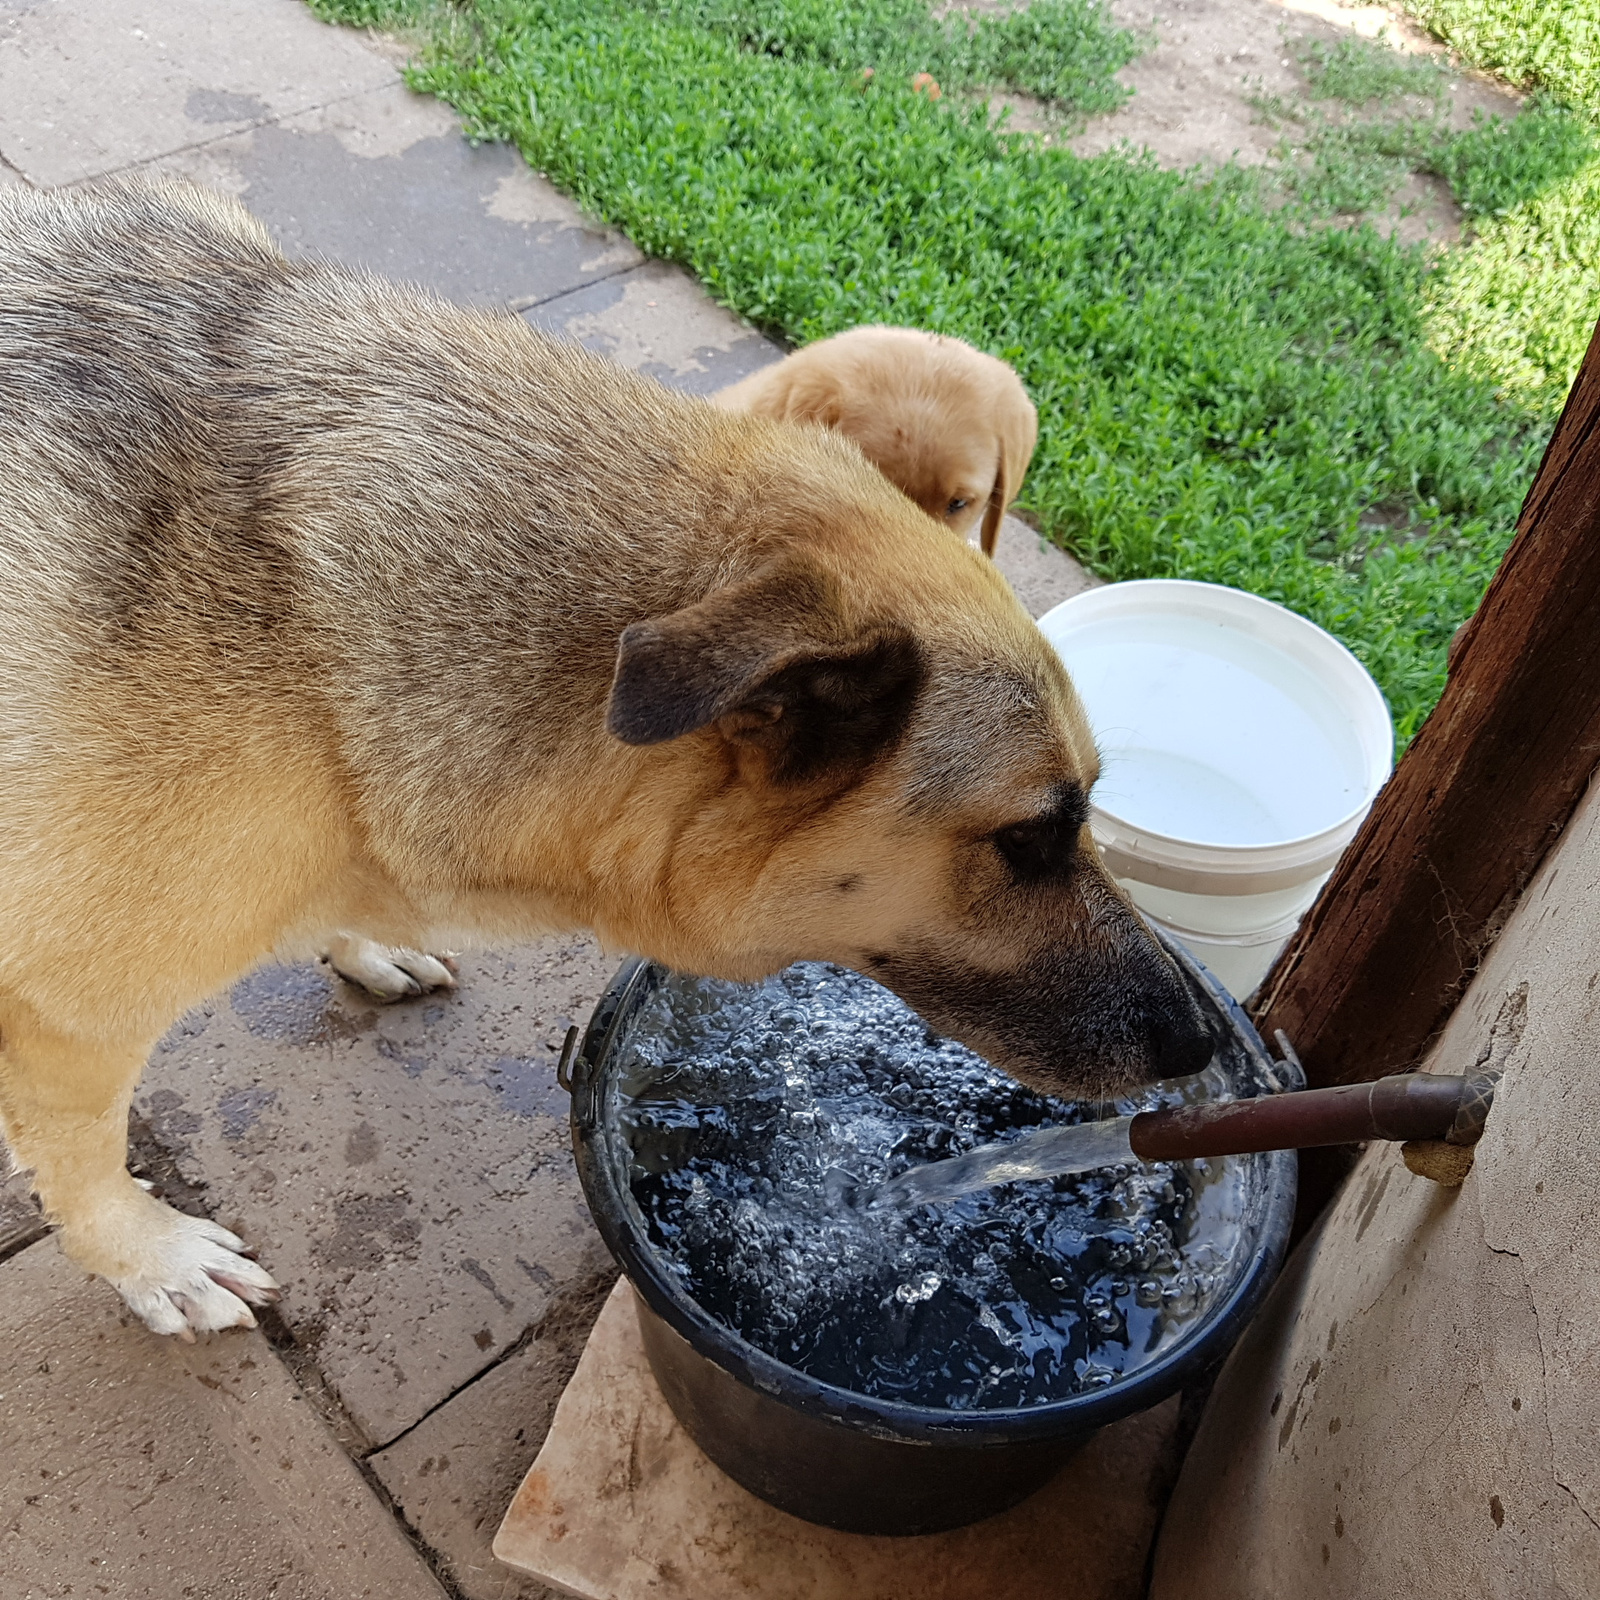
[611,962,1267,1410]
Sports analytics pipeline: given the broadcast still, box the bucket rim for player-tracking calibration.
[1092,823,1348,897]
[568,941,1299,1449]
[1038,578,1394,857]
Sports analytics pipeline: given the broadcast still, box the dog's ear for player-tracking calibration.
[979,389,1039,559]
[979,454,1007,559]
[607,563,923,783]
[775,365,846,430]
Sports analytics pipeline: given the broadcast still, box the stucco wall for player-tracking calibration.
[1149,772,1600,1600]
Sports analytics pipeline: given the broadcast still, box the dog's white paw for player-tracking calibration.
[94,1196,280,1341]
[322,934,458,1002]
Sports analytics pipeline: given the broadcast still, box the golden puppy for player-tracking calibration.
[715,326,1038,557]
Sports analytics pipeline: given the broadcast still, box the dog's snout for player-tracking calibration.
[1147,998,1213,1081]
[1129,927,1216,1083]
[868,913,1221,1102]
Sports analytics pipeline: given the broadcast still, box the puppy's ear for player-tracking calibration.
[607,562,923,784]
[980,388,1039,559]
[979,453,1007,559]
[774,365,846,430]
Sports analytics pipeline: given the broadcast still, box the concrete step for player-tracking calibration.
[0,1238,450,1600]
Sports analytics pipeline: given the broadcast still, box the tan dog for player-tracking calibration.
[714,326,1038,556]
[0,180,1206,1340]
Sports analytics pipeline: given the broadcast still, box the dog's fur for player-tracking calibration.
[714,326,1037,557]
[0,180,1206,1338]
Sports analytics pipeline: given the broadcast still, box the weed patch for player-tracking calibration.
[1254,35,1599,222]
[1299,34,1449,109]
[674,0,1147,112]
[1383,2,1600,408]
[1437,95,1598,215]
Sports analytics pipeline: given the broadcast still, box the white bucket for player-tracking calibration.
[1037,580,1394,1000]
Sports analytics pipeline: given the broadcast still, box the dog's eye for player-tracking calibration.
[946,497,969,515]
[991,788,1089,882]
[992,820,1049,875]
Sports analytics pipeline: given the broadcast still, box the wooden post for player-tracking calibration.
[1253,317,1600,1095]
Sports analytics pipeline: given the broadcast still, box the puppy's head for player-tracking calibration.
[603,470,1209,1102]
[752,328,1038,557]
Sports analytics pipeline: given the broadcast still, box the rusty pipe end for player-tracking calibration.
[1446,1068,1502,1147]
[1399,1066,1501,1188]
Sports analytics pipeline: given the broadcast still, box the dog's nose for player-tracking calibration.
[1148,1003,1214,1081]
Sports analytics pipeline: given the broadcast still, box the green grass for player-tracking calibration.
[308,0,1598,748]
[1401,0,1600,109]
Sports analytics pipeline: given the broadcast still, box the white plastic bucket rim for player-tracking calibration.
[1037,580,1394,898]
[1095,824,1348,897]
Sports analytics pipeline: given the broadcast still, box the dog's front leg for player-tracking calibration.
[0,1018,278,1338]
[320,932,457,1002]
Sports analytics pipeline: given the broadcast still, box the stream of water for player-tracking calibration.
[866,1114,1140,1211]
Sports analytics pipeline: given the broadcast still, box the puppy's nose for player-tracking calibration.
[1148,1003,1214,1080]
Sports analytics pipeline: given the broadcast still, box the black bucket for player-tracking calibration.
[567,938,1298,1536]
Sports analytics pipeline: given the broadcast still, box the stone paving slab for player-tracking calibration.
[369,1267,620,1600]
[990,512,1101,619]
[523,260,785,398]
[1,1167,45,1260]
[0,1237,450,1600]
[133,938,622,1449]
[154,82,643,309]
[495,1280,1182,1600]
[0,0,395,186]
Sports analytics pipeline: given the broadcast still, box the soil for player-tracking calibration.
[974,0,1524,247]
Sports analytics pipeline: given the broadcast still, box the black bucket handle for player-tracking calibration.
[555,1024,581,1093]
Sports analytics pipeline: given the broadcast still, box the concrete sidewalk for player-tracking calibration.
[0,4,1099,1597]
